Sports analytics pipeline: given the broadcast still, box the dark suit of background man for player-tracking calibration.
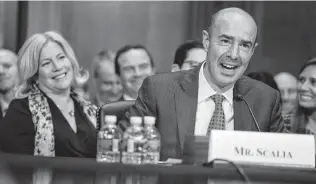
[119,7,285,160]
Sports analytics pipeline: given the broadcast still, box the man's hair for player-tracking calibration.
[91,49,115,78]
[207,8,258,46]
[114,44,154,76]
[0,49,18,63]
[247,71,279,91]
[173,40,204,67]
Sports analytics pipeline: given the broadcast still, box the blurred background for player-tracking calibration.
[1,1,316,76]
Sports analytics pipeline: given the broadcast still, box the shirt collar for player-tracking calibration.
[198,62,234,105]
[123,93,136,100]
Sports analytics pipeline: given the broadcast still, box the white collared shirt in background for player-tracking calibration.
[123,94,136,100]
[194,62,234,136]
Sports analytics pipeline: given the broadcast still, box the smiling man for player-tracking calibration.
[115,44,155,100]
[0,49,19,119]
[119,7,285,160]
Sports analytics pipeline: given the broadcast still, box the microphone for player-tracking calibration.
[234,94,261,132]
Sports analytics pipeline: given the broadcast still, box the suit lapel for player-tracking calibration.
[174,66,200,151]
[174,70,255,149]
[119,95,125,101]
[233,76,253,131]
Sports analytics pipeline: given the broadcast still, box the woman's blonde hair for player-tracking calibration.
[15,31,89,98]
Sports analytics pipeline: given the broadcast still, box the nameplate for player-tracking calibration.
[208,130,315,168]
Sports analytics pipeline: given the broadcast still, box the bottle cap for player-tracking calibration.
[130,116,142,126]
[104,115,117,124]
[144,116,156,126]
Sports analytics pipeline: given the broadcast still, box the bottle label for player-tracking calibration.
[99,139,112,151]
[127,139,134,152]
[112,139,119,152]
[98,132,104,139]
[147,140,160,151]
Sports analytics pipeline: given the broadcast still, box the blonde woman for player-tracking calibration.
[0,31,98,158]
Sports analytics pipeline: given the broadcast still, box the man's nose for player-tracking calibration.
[133,68,142,77]
[0,66,4,74]
[227,44,239,60]
[283,91,290,100]
[111,84,120,93]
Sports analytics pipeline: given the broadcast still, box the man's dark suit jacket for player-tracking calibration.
[119,65,285,160]
[0,105,3,122]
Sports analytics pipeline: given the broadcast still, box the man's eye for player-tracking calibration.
[221,39,230,43]
[242,43,250,49]
[3,64,12,69]
[123,67,133,72]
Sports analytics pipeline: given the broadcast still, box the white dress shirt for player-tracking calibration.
[123,94,136,100]
[194,63,234,136]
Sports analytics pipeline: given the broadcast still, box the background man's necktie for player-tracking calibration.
[207,94,225,135]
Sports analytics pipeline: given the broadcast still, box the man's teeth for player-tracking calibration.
[221,64,237,69]
[54,73,66,79]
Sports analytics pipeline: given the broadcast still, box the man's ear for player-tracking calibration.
[171,64,180,72]
[250,42,259,57]
[202,30,210,52]
[151,67,156,75]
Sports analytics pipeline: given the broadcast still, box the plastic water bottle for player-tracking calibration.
[96,115,121,163]
[121,116,145,164]
[143,116,161,164]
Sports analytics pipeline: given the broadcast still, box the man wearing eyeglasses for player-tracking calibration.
[171,40,207,72]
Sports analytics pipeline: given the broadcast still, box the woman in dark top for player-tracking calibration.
[0,31,98,158]
[291,60,316,135]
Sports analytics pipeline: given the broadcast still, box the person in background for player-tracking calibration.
[0,31,98,158]
[171,40,207,72]
[247,71,279,91]
[74,74,91,101]
[0,49,19,120]
[274,72,298,116]
[91,50,122,105]
[291,60,316,135]
[114,44,155,100]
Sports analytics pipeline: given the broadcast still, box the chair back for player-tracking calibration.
[97,100,135,131]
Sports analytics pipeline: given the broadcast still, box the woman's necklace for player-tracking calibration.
[56,100,75,117]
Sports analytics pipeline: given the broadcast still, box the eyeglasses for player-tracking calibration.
[183,60,201,67]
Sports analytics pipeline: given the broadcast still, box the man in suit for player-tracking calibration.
[119,7,285,160]
[171,40,207,72]
[114,45,155,101]
[0,49,19,120]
